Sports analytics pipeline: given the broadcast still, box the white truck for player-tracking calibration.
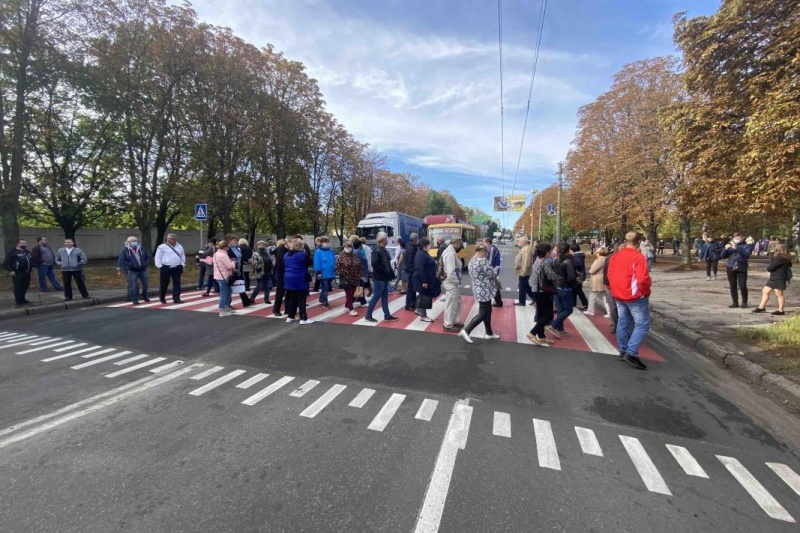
[356,211,426,258]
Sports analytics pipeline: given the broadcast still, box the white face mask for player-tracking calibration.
[344,248,353,253]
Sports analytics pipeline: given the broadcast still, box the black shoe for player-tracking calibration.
[617,351,626,361]
[173,299,183,304]
[160,299,167,304]
[492,302,503,307]
[21,300,33,305]
[625,354,647,370]
[264,300,272,305]
[385,316,399,321]
[771,311,786,316]
[82,296,91,300]
[752,307,766,313]
[64,298,72,302]
[132,301,140,306]
[365,317,378,323]
[142,298,151,302]
[202,293,210,297]
[740,303,749,309]
[514,302,526,306]
[404,306,415,312]
[728,303,739,308]
[323,303,331,309]
[273,311,283,317]
[453,322,465,328]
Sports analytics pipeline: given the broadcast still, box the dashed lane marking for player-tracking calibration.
[620,435,672,495]
[492,412,511,438]
[300,384,346,418]
[767,463,800,497]
[105,357,167,378]
[718,455,794,523]
[533,418,561,470]
[667,444,709,478]
[368,393,406,432]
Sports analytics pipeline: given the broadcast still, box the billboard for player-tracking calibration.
[493,194,527,212]
[472,215,492,225]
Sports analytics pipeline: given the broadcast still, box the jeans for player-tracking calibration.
[218,279,232,310]
[37,264,61,291]
[127,270,149,302]
[366,279,392,319]
[251,276,272,303]
[616,297,651,357]
[530,291,554,338]
[551,287,573,332]
[518,276,535,304]
[205,273,219,294]
[405,276,417,308]
[726,268,748,306]
[465,300,493,335]
[318,278,332,304]
[646,257,653,272]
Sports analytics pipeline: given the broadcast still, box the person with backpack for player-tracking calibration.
[249,240,273,305]
[720,232,755,308]
[545,243,576,339]
[700,236,722,281]
[752,244,793,316]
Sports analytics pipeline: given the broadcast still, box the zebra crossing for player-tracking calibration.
[2,328,798,523]
[105,289,666,362]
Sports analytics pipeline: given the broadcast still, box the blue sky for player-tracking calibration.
[189,0,720,228]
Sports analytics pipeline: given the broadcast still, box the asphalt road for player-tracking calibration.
[1,244,799,532]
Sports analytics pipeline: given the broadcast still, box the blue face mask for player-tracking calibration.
[20,245,28,250]
[131,242,139,248]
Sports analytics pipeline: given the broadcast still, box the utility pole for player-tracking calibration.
[530,189,536,240]
[538,195,544,242]
[555,162,563,243]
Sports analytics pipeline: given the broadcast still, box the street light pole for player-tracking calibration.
[538,195,544,242]
[530,189,536,240]
[555,162,563,243]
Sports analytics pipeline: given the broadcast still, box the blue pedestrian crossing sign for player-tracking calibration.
[195,203,208,221]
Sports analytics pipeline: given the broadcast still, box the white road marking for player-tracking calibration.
[666,444,708,478]
[132,300,164,308]
[533,418,561,470]
[29,337,62,346]
[348,388,376,408]
[515,303,532,344]
[718,456,794,522]
[106,301,135,308]
[105,357,167,378]
[232,303,271,315]
[413,400,472,533]
[415,399,439,421]
[299,384,346,417]
[404,299,447,331]
[0,364,202,449]
[567,311,618,354]
[17,340,75,354]
[0,336,44,349]
[368,393,406,431]
[353,297,407,326]
[242,376,295,406]
[41,345,98,361]
[70,352,131,369]
[191,366,225,380]
[1,334,29,342]
[196,303,224,313]
[767,463,800,497]
[289,380,321,397]
[189,369,247,396]
[160,294,206,309]
[149,360,185,373]
[113,354,149,365]
[620,436,671,495]
[54,342,87,353]
[574,427,603,456]
[463,300,484,338]
[493,412,511,438]
[312,305,352,322]
[0,332,18,339]
[80,348,116,359]
[236,373,270,389]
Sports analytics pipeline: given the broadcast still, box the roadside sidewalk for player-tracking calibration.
[648,256,800,411]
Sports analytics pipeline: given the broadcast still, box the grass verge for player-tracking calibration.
[737,315,800,379]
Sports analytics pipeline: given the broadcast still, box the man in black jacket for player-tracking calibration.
[4,239,34,306]
[365,232,398,323]
[271,240,288,317]
[404,233,419,311]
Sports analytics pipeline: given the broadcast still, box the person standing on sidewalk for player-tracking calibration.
[700,236,722,281]
[4,239,34,306]
[441,238,464,332]
[485,237,504,307]
[720,232,755,308]
[313,236,336,309]
[365,232,398,323]
[607,231,652,370]
[31,237,62,292]
[154,234,185,304]
[55,238,89,301]
[118,237,151,305]
[514,237,534,306]
[459,243,500,343]
[403,233,419,312]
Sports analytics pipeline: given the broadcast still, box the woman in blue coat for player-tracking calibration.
[283,238,313,324]
[412,238,439,322]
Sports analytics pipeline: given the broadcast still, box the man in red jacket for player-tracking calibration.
[607,231,652,370]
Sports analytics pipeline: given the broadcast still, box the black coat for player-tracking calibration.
[271,245,287,286]
[4,249,33,274]
[371,246,395,282]
[404,242,418,273]
[767,256,793,283]
[412,250,438,296]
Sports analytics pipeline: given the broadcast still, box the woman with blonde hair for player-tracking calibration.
[283,238,314,324]
[585,248,608,316]
[459,243,500,343]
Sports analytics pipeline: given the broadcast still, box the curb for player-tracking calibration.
[0,284,199,323]
[650,305,800,412]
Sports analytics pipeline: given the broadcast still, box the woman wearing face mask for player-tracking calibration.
[412,238,438,322]
[249,241,273,305]
[336,242,363,316]
[213,240,235,317]
[353,239,369,308]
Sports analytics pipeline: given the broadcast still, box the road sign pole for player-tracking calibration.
[199,220,203,250]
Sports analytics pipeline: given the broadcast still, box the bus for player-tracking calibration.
[427,223,478,267]
[356,211,426,257]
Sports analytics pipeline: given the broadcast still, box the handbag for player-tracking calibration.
[354,286,364,298]
[214,257,236,286]
[417,293,433,309]
[231,279,246,294]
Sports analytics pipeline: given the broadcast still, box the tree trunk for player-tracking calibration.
[680,215,692,267]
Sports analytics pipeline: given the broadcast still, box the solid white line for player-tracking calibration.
[575,427,603,456]
[1,334,29,342]
[189,369,247,396]
[767,463,800,497]
[106,301,135,308]
[289,380,321,397]
[718,456,794,522]
[190,366,225,380]
[0,336,43,349]
[368,393,406,431]
[348,388,376,408]
[493,412,512,438]
[113,353,149,365]
[236,373,270,389]
[80,347,117,359]
[242,376,295,406]
[149,361,184,373]
[41,345,98,360]
[232,303,271,315]
[353,297,407,326]
[415,399,439,421]
[567,312,618,354]
[54,342,87,353]
[413,400,472,533]
[666,444,708,478]
[620,436,672,495]
[533,418,561,470]
[71,352,131,369]
[404,298,447,331]
[0,364,202,450]
[105,357,167,378]
[17,340,75,354]
[159,294,205,309]
[29,337,62,346]
[300,384,346,417]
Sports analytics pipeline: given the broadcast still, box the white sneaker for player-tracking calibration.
[349,310,358,316]
[603,314,611,319]
[354,302,362,308]
[484,334,500,340]
[299,319,315,325]
[286,318,295,323]
[583,311,595,316]
[459,329,473,344]
[706,276,711,281]
[219,310,231,317]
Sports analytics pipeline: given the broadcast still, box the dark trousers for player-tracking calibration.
[251,276,272,303]
[159,265,183,302]
[518,276,535,304]
[726,268,748,306]
[273,282,285,313]
[127,270,149,302]
[465,300,493,335]
[12,273,31,304]
[573,283,588,307]
[405,275,417,308]
[205,274,219,294]
[530,292,554,338]
[62,270,89,300]
[244,272,251,291]
[344,285,356,310]
[705,259,719,277]
[285,289,308,320]
[605,288,618,328]
[197,263,207,288]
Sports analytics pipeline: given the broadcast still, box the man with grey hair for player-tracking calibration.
[365,232,399,323]
[117,235,151,305]
[441,237,464,332]
[404,232,419,311]
[155,233,185,304]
